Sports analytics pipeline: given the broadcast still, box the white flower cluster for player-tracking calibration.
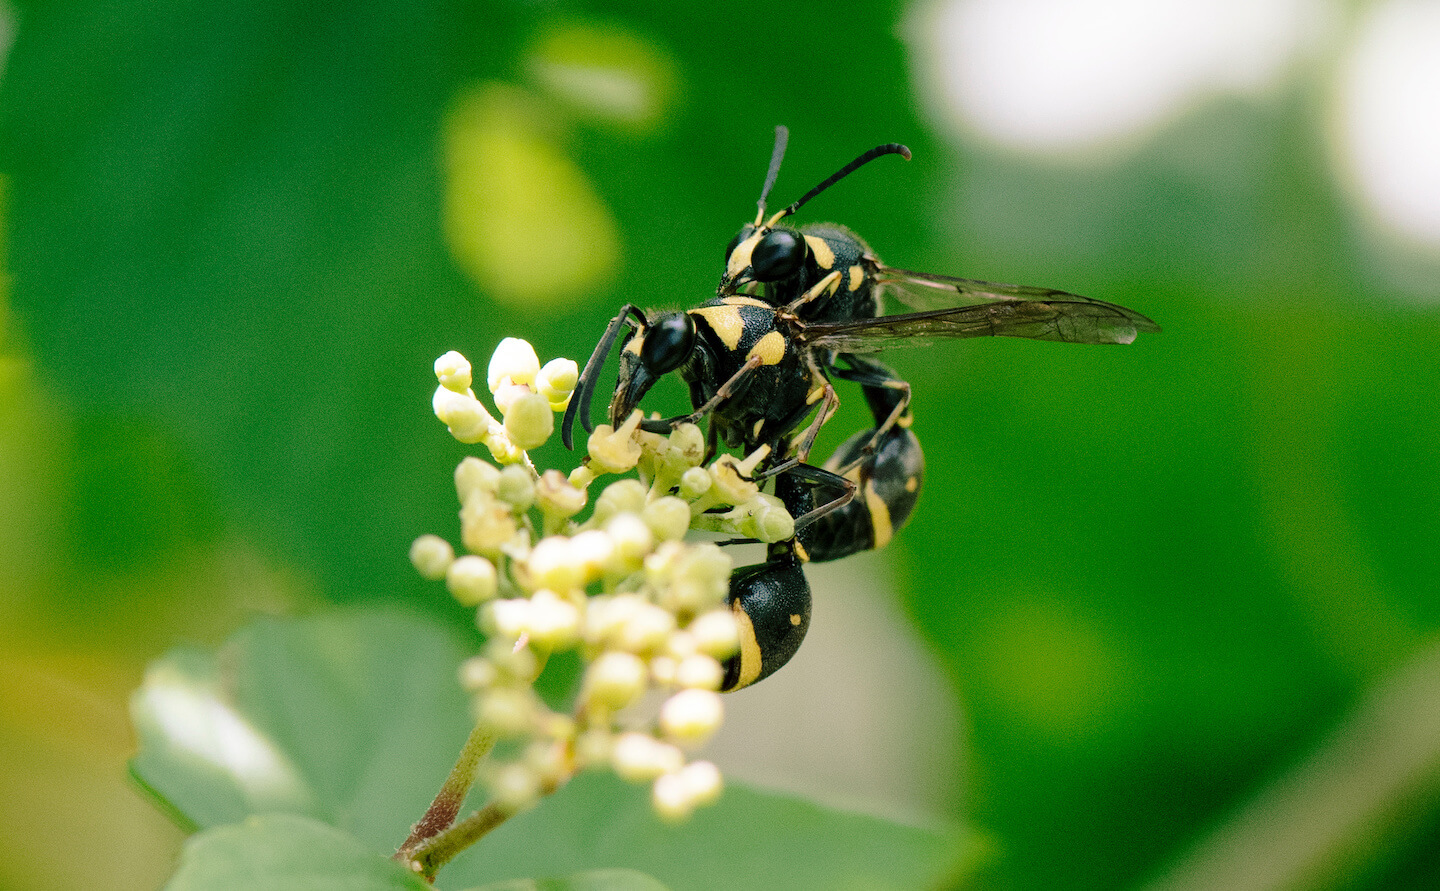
[411,338,797,822]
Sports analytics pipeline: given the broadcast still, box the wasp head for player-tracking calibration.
[719,224,809,296]
[609,311,696,426]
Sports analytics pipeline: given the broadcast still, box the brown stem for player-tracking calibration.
[394,724,496,860]
[408,801,511,880]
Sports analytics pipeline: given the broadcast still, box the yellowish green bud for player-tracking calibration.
[458,656,498,692]
[474,687,537,737]
[537,358,579,409]
[433,385,498,444]
[483,638,540,682]
[617,602,677,653]
[678,760,723,806]
[575,727,615,769]
[604,513,654,572]
[491,381,532,417]
[504,391,554,451]
[460,495,518,558]
[455,456,502,503]
[487,337,541,392]
[642,496,692,542]
[658,688,724,747]
[524,740,568,787]
[593,478,648,525]
[447,555,499,606]
[667,423,706,468]
[649,655,678,686]
[484,598,532,640]
[434,350,473,393]
[496,463,537,511]
[743,493,795,543]
[678,466,711,500]
[526,536,584,592]
[583,650,647,710]
[567,529,616,581]
[568,465,597,489]
[409,534,454,580]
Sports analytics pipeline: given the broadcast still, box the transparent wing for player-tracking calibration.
[800,299,1158,351]
[870,262,1160,337]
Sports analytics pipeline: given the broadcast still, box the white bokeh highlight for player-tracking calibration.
[1333,0,1440,247]
[910,0,1325,152]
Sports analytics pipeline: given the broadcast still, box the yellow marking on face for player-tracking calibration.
[721,295,771,308]
[692,305,745,351]
[730,601,763,690]
[804,235,835,270]
[747,330,786,366]
[898,414,914,428]
[624,335,643,355]
[864,479,894,548]
[905,475,918,493]
[726,233,760,280]
[848,264,864,291]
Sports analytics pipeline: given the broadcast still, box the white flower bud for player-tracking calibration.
[612,732,684,782]
[604,513,654,572]
[446,555,498,606]
[455,456,502,503]
[617,602,677,653]
[677,760,722,806]
[593,478,648,525]
[527,536,583,592]
[496,463,536,511]
[409,534,454,580]
[659,688,724,746]
[649,655,678,686]
[642,496,692,542]
[504,391,554,451]
[678,466,711,500]
[583,651,647,709]
[492,762,541,813]
[575,727,614,768]
[458,656,498,691]
[689,609,741,660]
[492,381,533,416]
[535,469,587,520]
[460,495,518,557]
[675,654,724,691]
[651,771,695,822]
[537,357,579,409]
[484,598,532,640]
[667,423,706,468]
[568,529,616,582]
[434,350,473,393]
[527,589,581,648]
[487,337,541,392]
[433,386,497,444]
[474,687,536,737]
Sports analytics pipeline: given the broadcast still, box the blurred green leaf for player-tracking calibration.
[470,869,669,891]
[165,813,430,891]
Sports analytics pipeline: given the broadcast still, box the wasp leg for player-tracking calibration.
[630,353,766,436]
[721,541,811,691]
[562,304,647,449]
[781,269,842,316]
[827,355,912,475]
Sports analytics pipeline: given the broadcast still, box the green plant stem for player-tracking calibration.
[409,800,511,880]
[395,724,496,860]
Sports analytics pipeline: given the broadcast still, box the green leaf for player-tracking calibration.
[130,610,476,847]
[166,813,431,890]
[443,772,969,891]
[467,868,669,891]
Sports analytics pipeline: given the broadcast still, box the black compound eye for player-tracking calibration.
[725,225,757,263]
[640,313,696,375]
[750,228,807,282]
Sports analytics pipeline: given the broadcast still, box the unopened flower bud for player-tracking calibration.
[504,392,554,451]
[455,456,502,503]
[433,386,496,444]
[527,589,581,648]
[689,609,741,660]
[612,732,684,782]
[488,337,541,392]
[678,466,711,500]
[537,358,579,409]
[447,555,498,606]
[593,478,648,525]
[496,463,536,511]
[659,688,724,746]
[675,654,725,691]
[535,469,587,521]
[583,651,647,709]
[474,687,536,737]
[605,513,654,571]
[434,350,473,393]
[618,602,677,653]
[409,534,454,580]
[492,762,542,813]
[667,424,706,468]
[652,770,696,822]
[642,496,692,542]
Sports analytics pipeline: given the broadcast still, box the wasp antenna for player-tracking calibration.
[768,142,911,226]
[561,304,647,449]
[754,125,790,226]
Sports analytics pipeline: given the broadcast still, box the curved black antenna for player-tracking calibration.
[561,304,648,449]
[755,125,790,225]
[769,142,911,225]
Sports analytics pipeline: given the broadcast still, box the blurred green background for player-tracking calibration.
[3,0,1440,887]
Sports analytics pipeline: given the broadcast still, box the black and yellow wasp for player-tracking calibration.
[564,127,1159,690]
